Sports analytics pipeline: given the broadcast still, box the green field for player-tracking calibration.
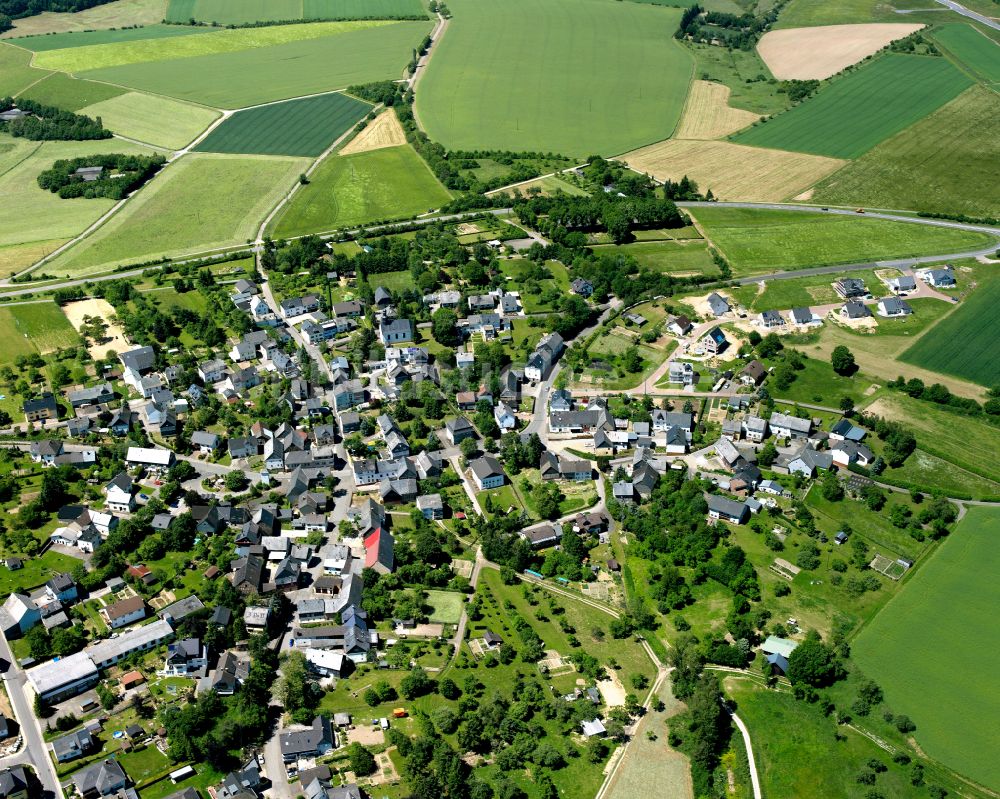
[195,92,369,156]
[900,276,1000,387]
[271,145,451,237]
[0,303,79,359]
[80,21,430,108]
[0,42,50,96]
[33,20,391,72]
[166,0,426,23]
[11,23,215,51]
[590,240,718,275]
[80,91,219,149]
[812,86,1000,219]
[773,0,887,28]
[864,393,1000,484]
[733,55,972,159]
[47,153,309,276]
[424,589,464,624]
[729,270,877,310]
[370,269,416,293]
[933,23,1000,84]
[416,0,693,155]
[0,550,82,596]
[853,506,1000,791]
[0,135,156,258]
[17,72,125,111]
[687,207,994,274]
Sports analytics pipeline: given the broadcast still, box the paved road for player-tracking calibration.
[933,0,1000,29]
[0,633,63,798]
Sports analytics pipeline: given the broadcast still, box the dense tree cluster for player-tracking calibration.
[516,191,684,245]
[674,2,786,50]
[1,97,110,140]
[37,153,166,199]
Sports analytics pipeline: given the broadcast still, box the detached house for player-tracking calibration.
[470,455,505,490]
[105,473,135,513]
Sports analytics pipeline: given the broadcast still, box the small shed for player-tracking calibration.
[121,671,145,690]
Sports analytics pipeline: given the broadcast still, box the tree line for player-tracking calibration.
[1,97,111,141]
[37,153,166,200]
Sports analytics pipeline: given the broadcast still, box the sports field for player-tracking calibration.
[47,153,309,277]
[0,0,165,38]
[900,276,1000,387]
[33,20,393,72]
[932,23,1000,84]
[853,506,1000,791]
[13,23,215,51]
[812,86,1000,219]
[194,92,369,157]
[80,21,431,108]
[80,92,220,150]
[416,0,693,156]
[733,54,972,158]
[687,207,994,274]
[0,136,156,264]
[166,0,426,24]
[623,139,844,202]
[271,145,452,238]
[16,72,125,111]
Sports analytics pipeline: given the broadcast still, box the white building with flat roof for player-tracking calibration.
[25,651,99,703]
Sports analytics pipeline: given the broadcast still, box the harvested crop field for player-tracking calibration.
[271,144,451,238]
[812,86,1000,219]
[757,23,923,80]
[195,92,370,157]
[622,139,844,202]
[0,0,165,38]
[17,72,125,112]
[416,0,693,156]
[47,153,309,277]
[79,21,430,108]
[340,109,406,155]
[63,298,128,359]
[34,20,392,72]
[0,240,68,279]
[733,54,972,159]
[166,0,426,24]
[900,276,1000,387]
[932,23,1000,84]
[80,92,220,150]
[853,506,1000,792]
[686,206,994,275]
[673,80,758,139]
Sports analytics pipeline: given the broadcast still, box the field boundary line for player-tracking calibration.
[11,69,54,98]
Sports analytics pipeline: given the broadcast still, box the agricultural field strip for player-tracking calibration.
[931,23,1000,83]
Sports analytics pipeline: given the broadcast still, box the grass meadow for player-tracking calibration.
[195,92,369,156]
[729,270,880,310]
[590,240,718,276]
[416,0,693,156]
[773,0,888,27]
[18,72,125,111]
[900,275,1000,387]
[812,86,1000,219]
[853,506,1000,792]
[0,0,165,38]
[0,303,80,358]
[48,153,308,276]
[0,42,50,96]
[33,20,391,72]
[932,23,1000,84]
[12,23,215,51]
[733,54,972,159]
[80,21,430,108]
[80,91,220,149]
[271,145,451,237]
[423,589,464,624]
[687,207,993,274]
[166,0,426,24]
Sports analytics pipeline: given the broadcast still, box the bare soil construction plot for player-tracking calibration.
[340,109,406,155]
[63,298,128,359]
[674,80,759,140]
[758,23,924,80]
[623,139,845,202]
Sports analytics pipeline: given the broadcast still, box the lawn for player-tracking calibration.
[271,145,451,237]
[424,589,465,624]
[733,54,972,159]
[932,23,1000,84]
[483,484,524,518]
[370,270,415,293]
[47,153,309,277]
[0,42,50,96]
[853,506,1000,792]
[900,274,1000,387]
[79,92,219,150]
[194,92,370,157]
[416,0,693,156]
[812,86,1000,219]
[590,240,718,276]
[11,23,215,51]
[18,72,125,112]
[79,21,432,108]
[33,20,393,72]
[687,206,993,275]
[166,0,426,23]
[0,135,157,261]
[0,550,80,596]
[863,393,1000,484]
[768,356,871,407]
